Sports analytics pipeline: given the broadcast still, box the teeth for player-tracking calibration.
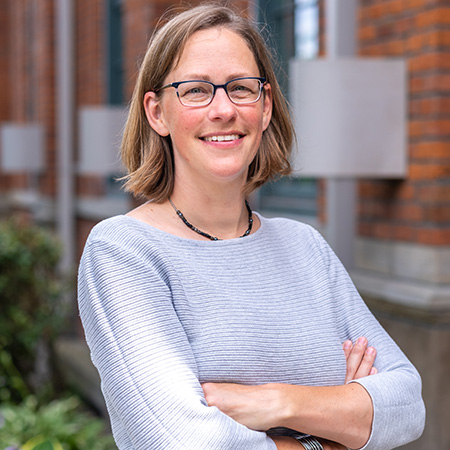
[203,134,240,142]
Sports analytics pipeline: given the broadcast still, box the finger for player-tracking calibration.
[342,340,353,360]
[370,367,378,375]
[345,337,368,383]
[318,438,347,450]
[354,346,377,380]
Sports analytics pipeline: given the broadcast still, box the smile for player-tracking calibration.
[201,134,242,142]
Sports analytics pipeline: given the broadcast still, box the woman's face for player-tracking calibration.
[144,27,272,190]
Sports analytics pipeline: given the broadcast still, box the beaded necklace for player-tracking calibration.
[168,198,253,241]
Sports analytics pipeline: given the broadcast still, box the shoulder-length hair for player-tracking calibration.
[121,3,294,202]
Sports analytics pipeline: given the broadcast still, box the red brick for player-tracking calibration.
[410,73,450,94]
[394,224,417,241]
[409,76,426,94]
[386,0,406,15]
[424,30,450,47]
[394,204,424,222]
[410,98,448,116]
[396,183,416,201]
[416,7,450,28]
[0,1,9,121]
[367,3,386,21]
[424,120,450,136]
[359,201,384,219]
[409,52,450,72]
[359,181,390,199]
[358,222,372,237]
[424,206,450,222]
[395,16,416,35]
[417,185,450,203]
[407,34,425,53]
[409,121,423,137]
[409,120,450,138]
[405,0,427,11]
[76,175,106,197]
[358,25,376,42]
[416,228,450,245]
[410,142,450,159]
[76,0,105,105]
[409,163,450,180]
[375,223,395,240]
[386,39,405,55]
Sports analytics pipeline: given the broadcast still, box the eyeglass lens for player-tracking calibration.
[177,79,262,106]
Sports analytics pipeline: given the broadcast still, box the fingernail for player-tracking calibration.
[343,340,352,349]
[366,346,375,355]
[357,337,367,345]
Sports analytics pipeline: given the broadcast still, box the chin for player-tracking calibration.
[209,162,249,180]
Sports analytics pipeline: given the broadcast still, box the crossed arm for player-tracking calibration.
[202,337,377,450]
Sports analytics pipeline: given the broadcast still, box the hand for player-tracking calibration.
[343,336,377,383]
[202,382,281,431]
[202,338,377,446]
[317,437,348,450]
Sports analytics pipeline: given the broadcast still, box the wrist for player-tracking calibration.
[292,434,324,450]
[261,383,296,429]
[272,383,301,426]
[271,436,306,449]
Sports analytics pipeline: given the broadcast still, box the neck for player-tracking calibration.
[169,184,251,240]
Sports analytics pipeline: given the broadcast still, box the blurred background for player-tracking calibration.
[0,0,449,448]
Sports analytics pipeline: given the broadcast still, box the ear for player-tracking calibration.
[261,83,273,132]
[143,91,170,137]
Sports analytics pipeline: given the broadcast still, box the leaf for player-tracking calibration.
[22,436,64,450]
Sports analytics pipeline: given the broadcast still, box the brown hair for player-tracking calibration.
[121,3,294,201]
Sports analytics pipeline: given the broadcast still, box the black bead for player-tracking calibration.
[169,197,253,241]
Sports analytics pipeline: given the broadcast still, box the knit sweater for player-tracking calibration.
[78,214,425,450]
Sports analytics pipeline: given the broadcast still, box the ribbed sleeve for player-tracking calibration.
[311,231,425,450]
[78,214,424,449]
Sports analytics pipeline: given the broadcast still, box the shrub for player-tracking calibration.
[0,396,115,450]
[0,218,65,402]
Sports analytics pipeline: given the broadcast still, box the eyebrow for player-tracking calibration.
[177,73,253,82]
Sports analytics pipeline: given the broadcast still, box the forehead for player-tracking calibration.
[170,27,259,79]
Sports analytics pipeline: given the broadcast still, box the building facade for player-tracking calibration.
[0,0,449,447]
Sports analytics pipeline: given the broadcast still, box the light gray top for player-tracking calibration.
[78,214,425,450]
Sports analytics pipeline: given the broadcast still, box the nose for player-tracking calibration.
[207,86,238,121]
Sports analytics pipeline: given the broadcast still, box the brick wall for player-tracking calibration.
[1,1,32,193]
[76,0,105,106]
[0,1,56,195]
[36,0,56,197]
[0,2,9,123]
[75,0,107,199]
[122,0,224,101]
[358,0,450,245]
[0,1,9,193]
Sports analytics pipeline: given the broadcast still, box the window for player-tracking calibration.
[258,0,320,220]
[106,0,124,105]
[295,0,319,59]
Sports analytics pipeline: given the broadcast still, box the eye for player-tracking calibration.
[179,82,212,99]
[186,86,208,95]
[227,79,259,101]
[229,84,253,93]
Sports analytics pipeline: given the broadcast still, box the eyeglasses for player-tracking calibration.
[156,77,266,107]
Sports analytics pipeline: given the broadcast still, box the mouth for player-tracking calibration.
[200,134,243,142]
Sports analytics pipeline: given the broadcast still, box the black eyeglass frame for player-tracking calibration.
[156,76,267,107]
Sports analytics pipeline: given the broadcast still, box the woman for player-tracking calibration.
[78,4,425,449]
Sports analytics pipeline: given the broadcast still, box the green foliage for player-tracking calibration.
[0,218,66,402]
[0,219,115,448]
[0,396,116,450]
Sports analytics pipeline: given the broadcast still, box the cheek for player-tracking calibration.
[169,110,201,137]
